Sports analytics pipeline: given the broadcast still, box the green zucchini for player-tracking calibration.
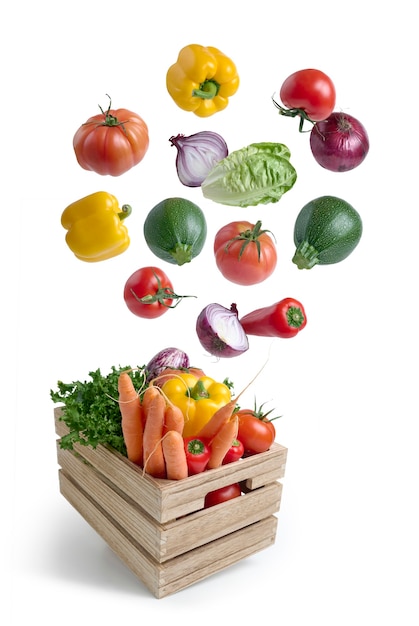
[292,195,362,269]
[143,197,207,265]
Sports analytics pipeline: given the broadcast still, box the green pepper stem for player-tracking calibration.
[118,204,132,220]
[192,79,220,100]
[286,306,305,329]
[189,380,210,400]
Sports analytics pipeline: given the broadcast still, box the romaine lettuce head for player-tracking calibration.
[201,142,297,207]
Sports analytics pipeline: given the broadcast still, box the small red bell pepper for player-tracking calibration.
[222,438,244,464]
[239,297,307,338]
[184,436,211,475]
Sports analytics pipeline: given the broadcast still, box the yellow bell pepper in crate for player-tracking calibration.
[61,191,132,262]
[161,372,231,437]
[166,44,239,117]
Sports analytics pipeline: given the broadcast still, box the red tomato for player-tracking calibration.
[73,97,149,176]
[237,408,276,455]
[124,266,177,319]
[204,483,242,508]
[214,220,277,286]
[279,69,336,122]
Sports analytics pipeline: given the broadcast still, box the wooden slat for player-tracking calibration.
[57,445,283,562]
[59,471,278,598]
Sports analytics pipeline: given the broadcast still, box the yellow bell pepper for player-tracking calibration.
[161,372,231,437]
[166,44,240,117]
[61,191,132,262]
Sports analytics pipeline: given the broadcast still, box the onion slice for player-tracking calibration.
[196,303,249,358]
[169,131,228,187]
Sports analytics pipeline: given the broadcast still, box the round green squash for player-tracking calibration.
[143,197,207,265]
[292,195,363,269]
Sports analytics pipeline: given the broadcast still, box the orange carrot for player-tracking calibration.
[197,363,267,442]
[162,430,188,480]
[142,385,161,417]
[163,403,184,435]
[118,371,143,465]
[207,414,239,469]
[197,398,238,441]
[142,389,166,478]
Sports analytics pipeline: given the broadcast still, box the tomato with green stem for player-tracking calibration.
[273,69,336,131]
[123,266,194,319]
[237,402,280,455]
[73,95,149,176]
[214,220,277,285]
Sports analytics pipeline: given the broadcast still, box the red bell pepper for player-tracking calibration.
[239,297,307,338]
[184,436,211,475]
[222,438,244,464]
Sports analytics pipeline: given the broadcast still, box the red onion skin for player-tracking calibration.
[310,112,369,172]
[145,347,189,382]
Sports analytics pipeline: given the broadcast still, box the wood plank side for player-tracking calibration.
[58,442,283,562]
[158,516,278,597]
[57,446,164,561]
[59,471,278,599]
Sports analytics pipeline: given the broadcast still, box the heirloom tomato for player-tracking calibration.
[214,220,277,285]
[73,96,149,176]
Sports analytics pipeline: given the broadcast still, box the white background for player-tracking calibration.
[3,1,418,623]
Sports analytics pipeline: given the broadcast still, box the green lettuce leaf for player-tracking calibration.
[201,142,297,207]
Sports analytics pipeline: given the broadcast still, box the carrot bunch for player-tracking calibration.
[118,371,188,480]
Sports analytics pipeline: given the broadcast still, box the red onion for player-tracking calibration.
[145,347,189,383]
[169,131,228,187]
[309,112,369,172]
[196,303,249,358]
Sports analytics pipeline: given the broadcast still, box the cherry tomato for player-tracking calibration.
[214,220,277,286]
[237,406,277,454]
[222,439,245,464]
[124,266,185,319]
[204,483,242,508]
[279,69,336,122]
[73,96,149,177]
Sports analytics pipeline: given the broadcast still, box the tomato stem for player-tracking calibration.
[271,95,315,132]
[224,220,276,261]
[130,271,196,309]
[81,94,129,136]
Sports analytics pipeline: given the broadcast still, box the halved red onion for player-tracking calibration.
[169,131,228,187]
[196,303,249,358]
[310,112,369,172]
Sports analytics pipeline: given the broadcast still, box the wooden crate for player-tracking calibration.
[54,406,287,598]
